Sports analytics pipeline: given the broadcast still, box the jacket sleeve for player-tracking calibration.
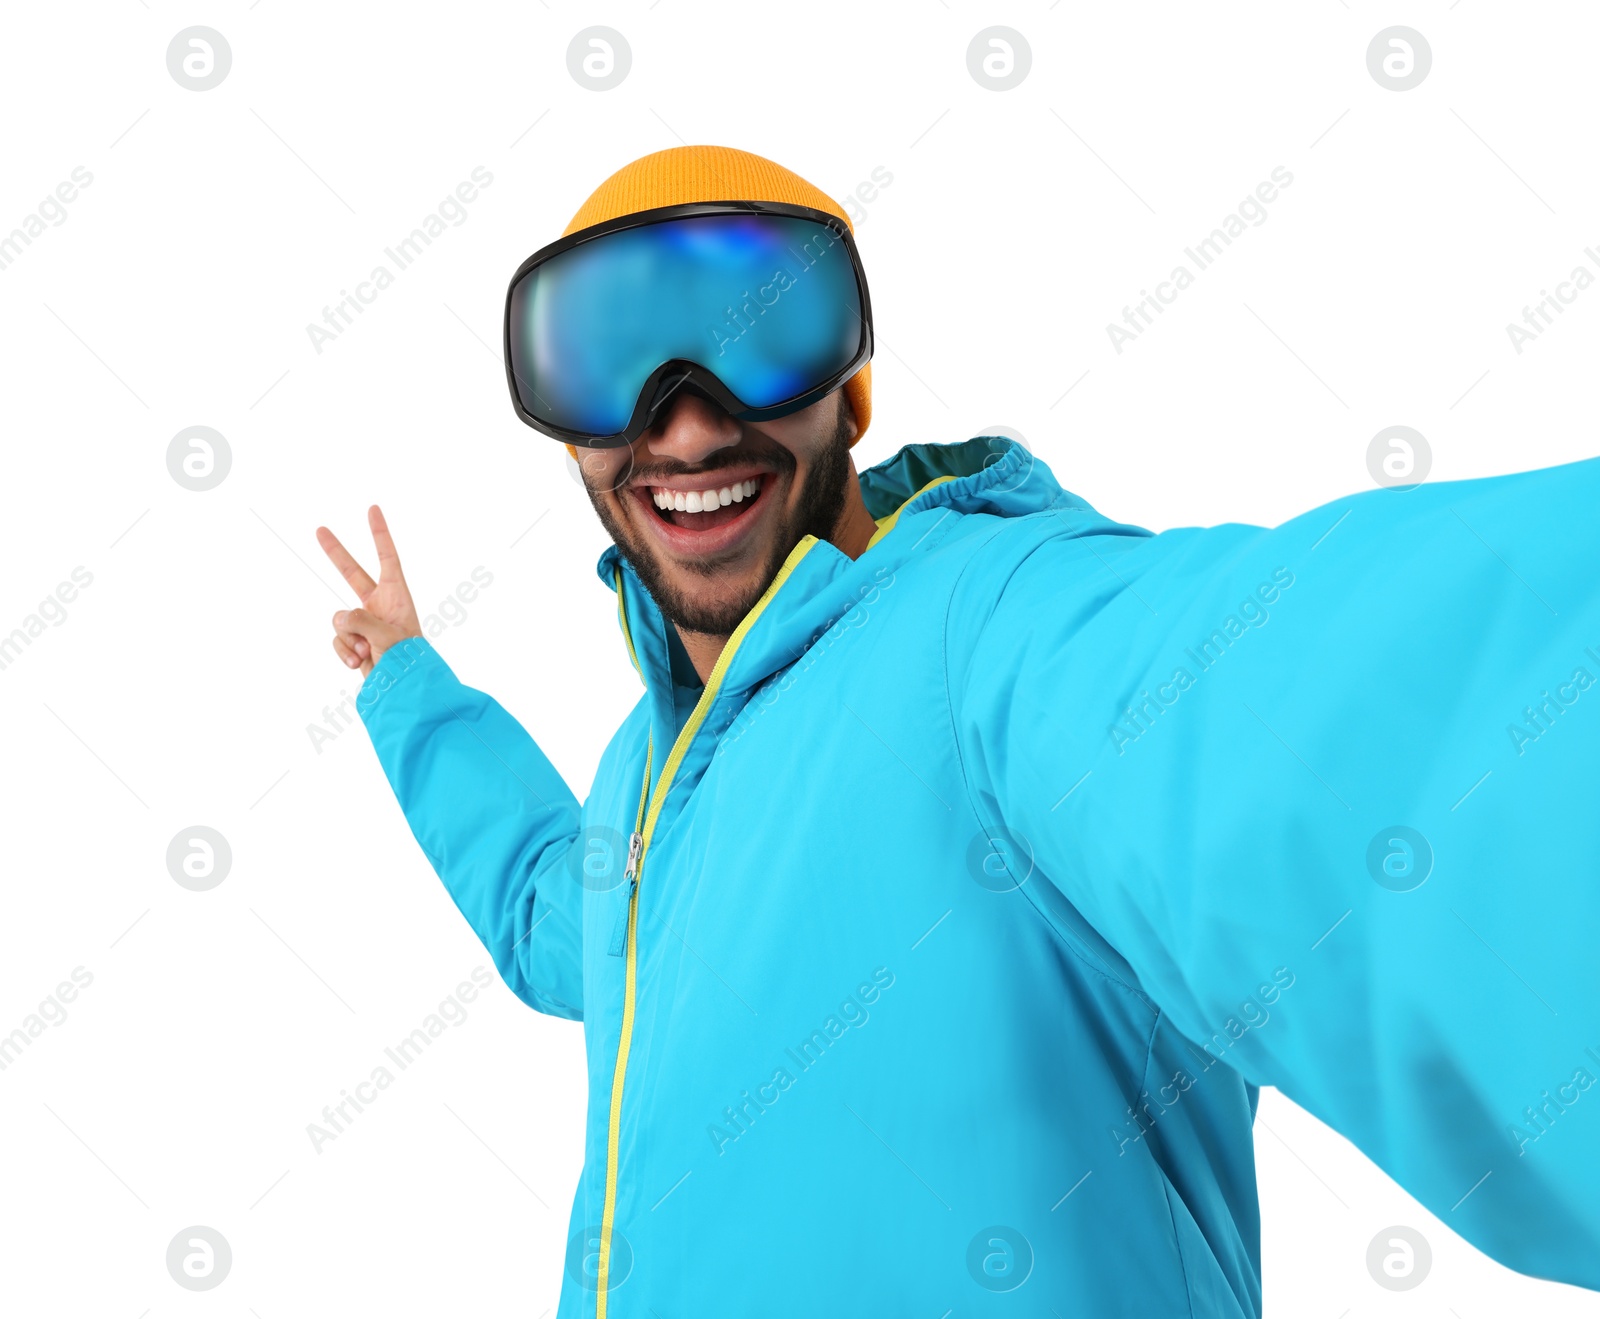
[355,637,585,1020]
[947,457,1600,1291]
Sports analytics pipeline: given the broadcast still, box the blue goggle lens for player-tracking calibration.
[507,211,865,441]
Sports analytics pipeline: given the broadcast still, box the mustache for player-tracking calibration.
[626,446,795,487]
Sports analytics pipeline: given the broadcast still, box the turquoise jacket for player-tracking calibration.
[357,437,1600,1317]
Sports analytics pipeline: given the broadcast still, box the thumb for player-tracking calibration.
[334,607,409,664]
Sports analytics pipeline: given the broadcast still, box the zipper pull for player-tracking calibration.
[608,832,643,957]
[607,878,638,957]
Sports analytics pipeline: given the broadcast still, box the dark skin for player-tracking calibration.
[317,386,878,683]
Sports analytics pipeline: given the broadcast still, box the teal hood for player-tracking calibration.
[592,436,1139,721]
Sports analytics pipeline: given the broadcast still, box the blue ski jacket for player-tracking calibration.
[357,436,1600,1317]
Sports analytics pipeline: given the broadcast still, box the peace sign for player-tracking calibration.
[315,505,422,677]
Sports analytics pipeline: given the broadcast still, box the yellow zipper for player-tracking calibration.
[614,566,645,682]
[595,535,822,1316]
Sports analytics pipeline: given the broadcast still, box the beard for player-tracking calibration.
[585,397,856,638]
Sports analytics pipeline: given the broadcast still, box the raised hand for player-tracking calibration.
[315,505,423,677]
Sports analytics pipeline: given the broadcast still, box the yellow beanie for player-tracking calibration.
[557,145,871,458]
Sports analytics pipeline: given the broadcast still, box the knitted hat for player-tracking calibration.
[557,145,871,458]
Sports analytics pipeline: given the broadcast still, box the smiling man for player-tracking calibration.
[317,146,1600,1317]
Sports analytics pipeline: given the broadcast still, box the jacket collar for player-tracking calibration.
[594,436,1089,704]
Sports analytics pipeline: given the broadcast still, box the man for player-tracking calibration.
[317,146,1600,1316]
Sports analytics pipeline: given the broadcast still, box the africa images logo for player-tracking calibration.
[1105,169,1294,354]
[707,968,895,1155]
[1107,568,1295,754]
[305,169,494,354]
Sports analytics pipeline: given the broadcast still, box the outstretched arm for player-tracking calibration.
[948,457,1600,1290]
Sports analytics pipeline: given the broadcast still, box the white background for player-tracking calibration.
[1,2,1597,1315]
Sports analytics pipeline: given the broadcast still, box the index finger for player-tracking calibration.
[368,504,407,585]
[315,524,378,599]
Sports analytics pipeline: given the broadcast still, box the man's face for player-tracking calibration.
[576,388,857,637]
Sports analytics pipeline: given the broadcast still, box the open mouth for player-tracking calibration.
[639,476,766,532]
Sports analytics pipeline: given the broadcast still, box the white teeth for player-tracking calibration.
[651,477,760,514]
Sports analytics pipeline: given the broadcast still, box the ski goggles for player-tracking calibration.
[502,201,873,448]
